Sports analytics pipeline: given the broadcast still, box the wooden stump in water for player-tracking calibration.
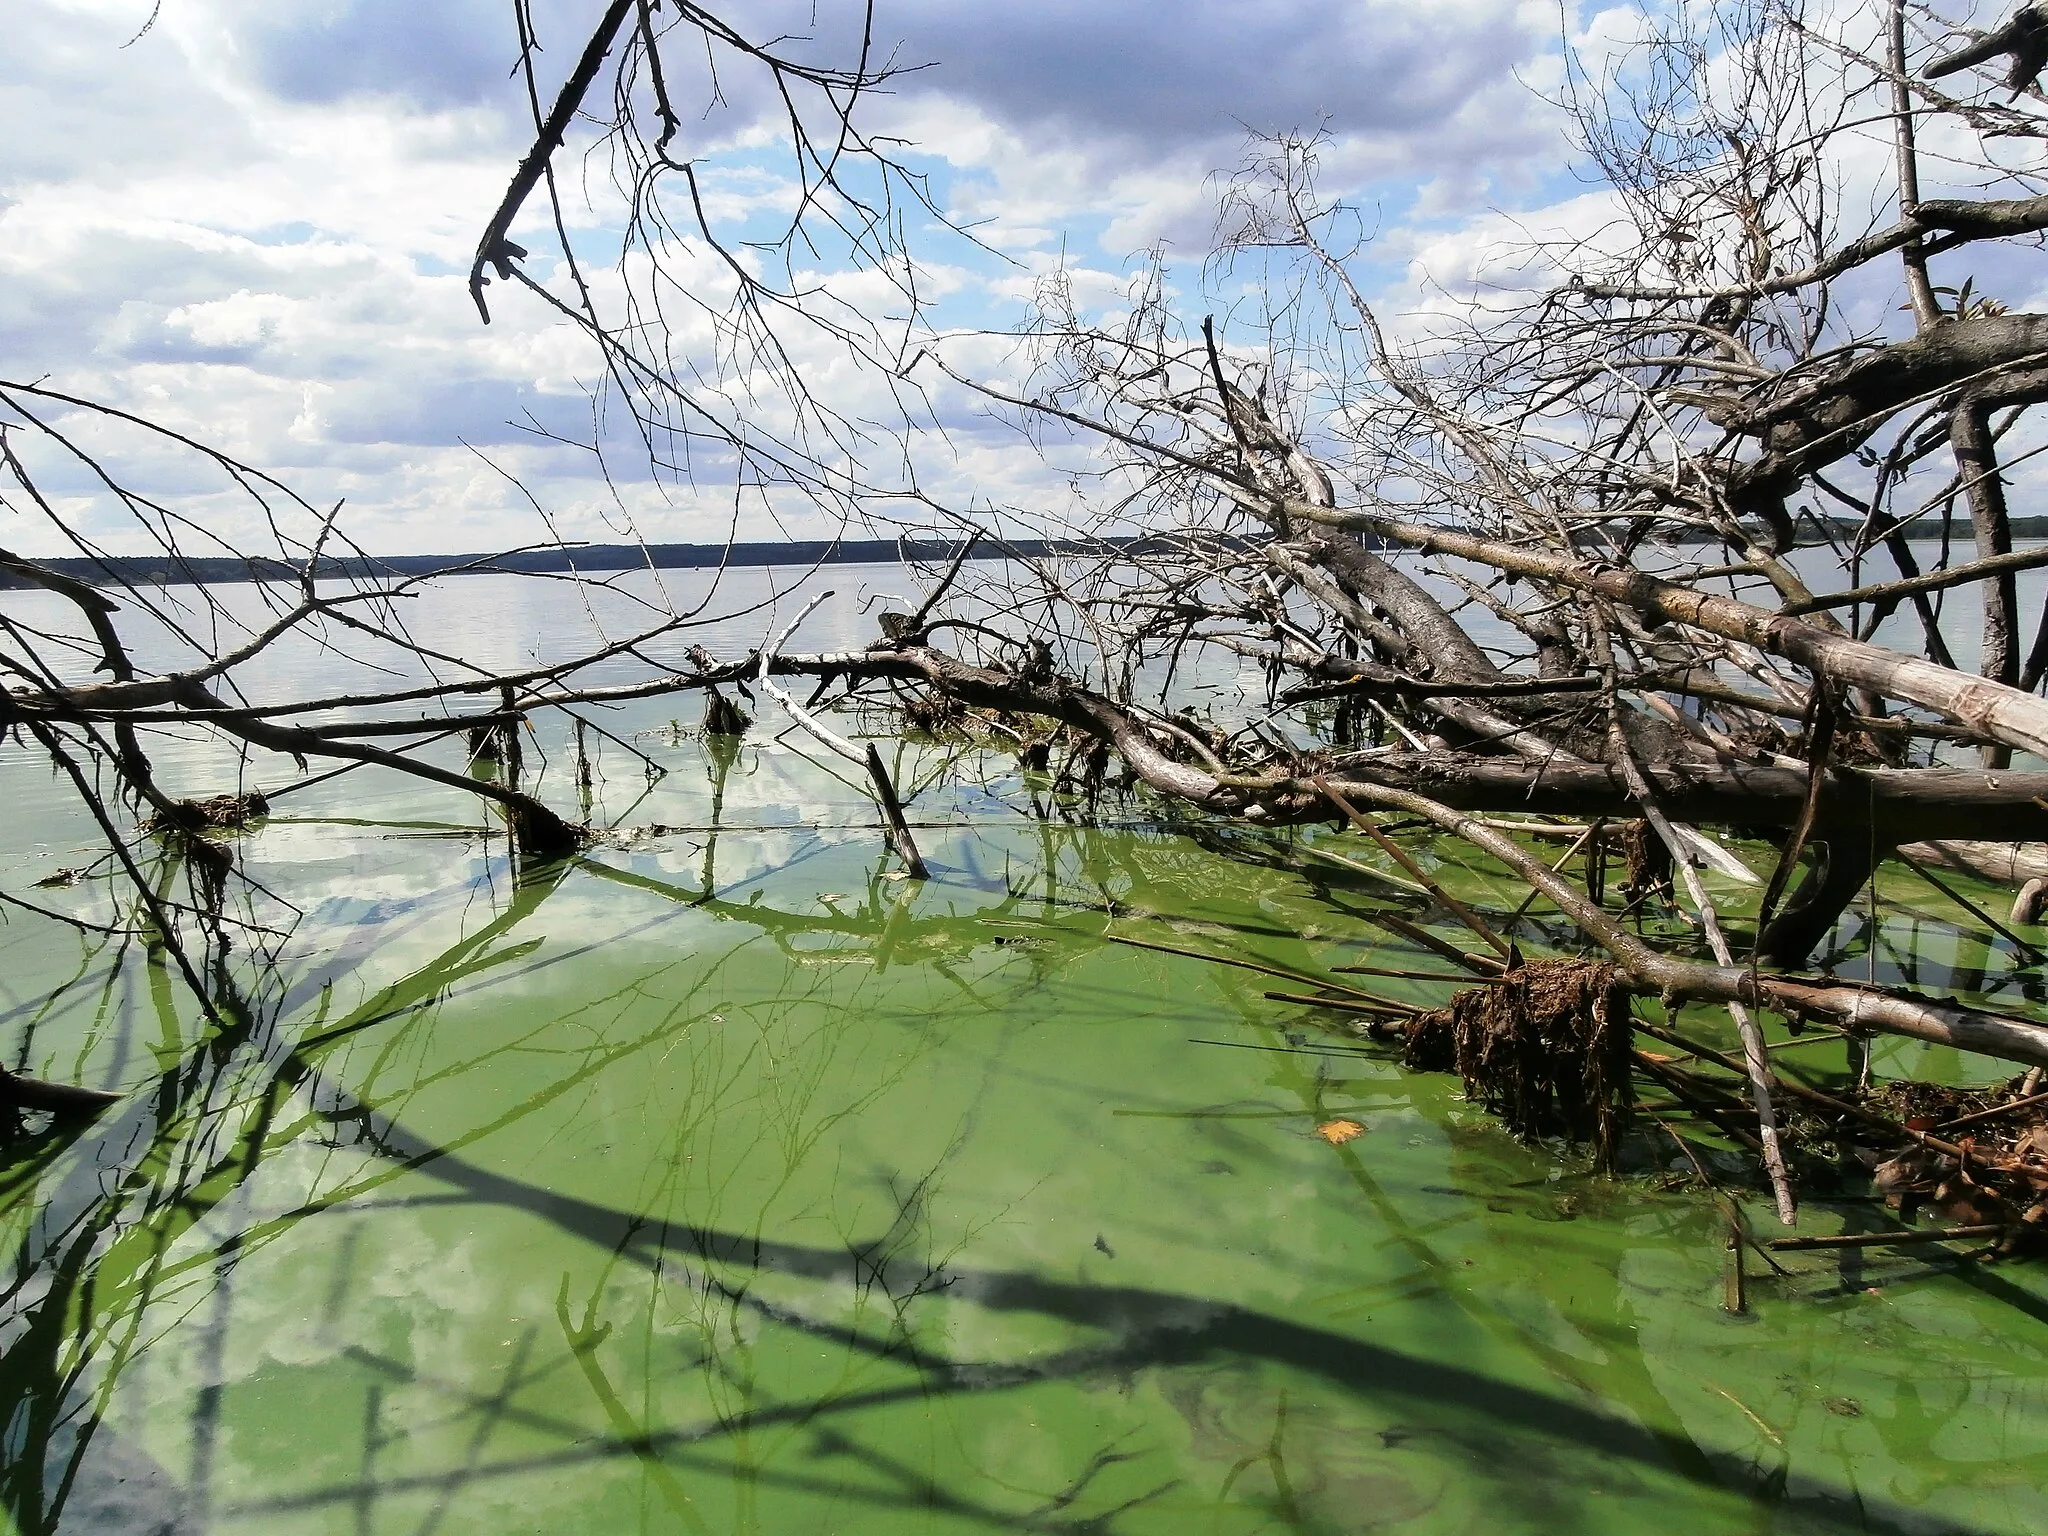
[703,690,751,737]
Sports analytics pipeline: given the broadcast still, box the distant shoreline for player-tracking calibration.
[5,523,2044,591]
[0,537,1087,591]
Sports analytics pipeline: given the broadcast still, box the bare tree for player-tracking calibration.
[16,0,2048,1236]
[469,0,954,534]
[684,0,2048,1223]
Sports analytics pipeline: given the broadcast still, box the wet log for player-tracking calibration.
[1755,837,1881,968]
[1295,757,2048,843]
[1766,1225,2003,1252]
[1318,780,2048,1070]
[864,743,930,880]
[1900,840,2048,888]
[217,716,584,859]
[2020,879,2048,926]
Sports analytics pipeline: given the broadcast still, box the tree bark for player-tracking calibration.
[1288,506,2048,760]
[1949,402,2021,767]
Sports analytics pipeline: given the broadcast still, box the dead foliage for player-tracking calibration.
[1854,1078,2048,1254]
[143,792,271,835]
[1402,959,1635,1172]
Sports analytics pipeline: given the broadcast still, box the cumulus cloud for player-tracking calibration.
[895,0,1548,158]
[871,0,1567,258]
[2,0,1582,556]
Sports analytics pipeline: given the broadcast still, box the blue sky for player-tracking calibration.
[0,1,1655,556]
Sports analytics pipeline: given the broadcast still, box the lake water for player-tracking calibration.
[4,556,2048,1534]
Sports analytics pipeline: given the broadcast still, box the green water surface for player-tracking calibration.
[5,706,2048,1536]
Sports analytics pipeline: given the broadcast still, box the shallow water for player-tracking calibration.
[5,566,2048,1534]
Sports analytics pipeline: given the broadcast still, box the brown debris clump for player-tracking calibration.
[1863,1080,1991,1128]
[703,690,751,737]
[1620,819,1672,905]
[1403,959,1635,1172]
[144,792,270,835]
[901,689,968,736]
[1860,1077,2048,1252]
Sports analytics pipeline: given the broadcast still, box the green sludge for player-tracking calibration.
[4,725,2047,1536]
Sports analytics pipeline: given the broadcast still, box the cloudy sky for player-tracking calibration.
[2,1,1616,556]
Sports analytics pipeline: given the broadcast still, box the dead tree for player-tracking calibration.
[659,1,2048,1208]
[17,0,2048,1220]
[374,0,2048,1203]
[793,1,2048,1213]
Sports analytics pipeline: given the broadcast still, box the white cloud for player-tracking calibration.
[2,0,1589,557]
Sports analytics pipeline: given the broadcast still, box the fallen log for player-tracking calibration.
[1277,503,2048,762]
[1313,780,2048,1070]
[1766,1225,2004,1252]
[1900,840,2048,888]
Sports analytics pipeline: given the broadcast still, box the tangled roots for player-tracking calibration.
[1403,959,1635,1172]
[1621,820,1672,903]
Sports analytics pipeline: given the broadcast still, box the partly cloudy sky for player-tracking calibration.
[2,1,1639,556]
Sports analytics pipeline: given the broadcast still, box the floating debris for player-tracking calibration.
[703,690,751,737]
[1400,959,1633,1173]
[143,792,270,835]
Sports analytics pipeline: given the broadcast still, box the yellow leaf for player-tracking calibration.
[1316,1119,1366,1145]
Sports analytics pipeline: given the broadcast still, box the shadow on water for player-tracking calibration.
[3,743,2045,1533]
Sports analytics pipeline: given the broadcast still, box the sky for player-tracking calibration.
[0,0,1621,557]
[18,2,2028,562]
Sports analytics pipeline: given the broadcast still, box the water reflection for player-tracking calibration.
[5,579,2048,1533]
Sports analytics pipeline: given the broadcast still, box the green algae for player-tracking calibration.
[4,618,2048,1534]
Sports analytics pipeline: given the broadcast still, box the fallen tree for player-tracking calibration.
[11,0,2048,1242]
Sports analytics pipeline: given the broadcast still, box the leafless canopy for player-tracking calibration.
[472,0,951,532]
[13,2,2048,1225]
